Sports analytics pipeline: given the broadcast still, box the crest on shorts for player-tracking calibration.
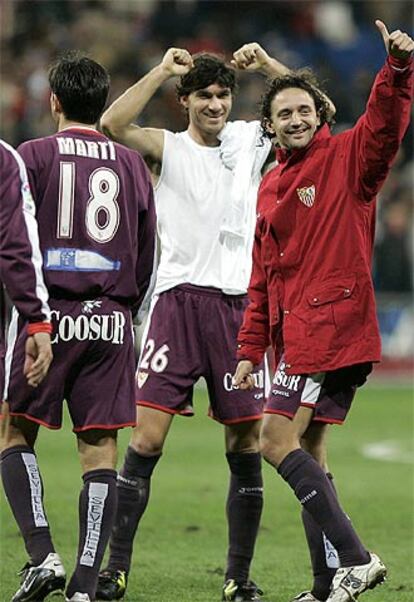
[296,184,316,207]
[136,370,149,388]
[82,299,102,314]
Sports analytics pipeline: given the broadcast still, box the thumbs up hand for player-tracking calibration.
[376,20,414,60]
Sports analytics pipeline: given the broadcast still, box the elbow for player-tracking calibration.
[100,114,123,142]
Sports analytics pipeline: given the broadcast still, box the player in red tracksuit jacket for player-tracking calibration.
[233,20,413,602]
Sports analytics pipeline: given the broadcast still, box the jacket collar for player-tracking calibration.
[276,123,331,165]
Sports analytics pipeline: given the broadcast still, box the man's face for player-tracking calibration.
[180,83,232,137]
[267,87,320,150]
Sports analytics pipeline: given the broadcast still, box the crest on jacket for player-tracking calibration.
[296,184,316,207]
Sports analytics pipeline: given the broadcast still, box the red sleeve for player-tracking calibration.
[348,55,413,201]
[237,219,270,365]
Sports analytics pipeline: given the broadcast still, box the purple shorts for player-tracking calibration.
[136,284,265,424]
[5,298,136,432]
[265,357,356,424]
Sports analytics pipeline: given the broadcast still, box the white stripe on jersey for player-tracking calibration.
[3,307,19,400]
[0,139,50,322]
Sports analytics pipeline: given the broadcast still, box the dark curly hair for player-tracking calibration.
[176,53,238,98]
[260,68,334,138]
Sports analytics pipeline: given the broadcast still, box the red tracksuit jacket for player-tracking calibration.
[237,55,413,375]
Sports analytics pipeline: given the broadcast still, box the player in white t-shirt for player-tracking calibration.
[96,45,287,602]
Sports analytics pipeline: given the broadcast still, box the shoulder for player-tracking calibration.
[0,139,22,173]
[18,135,53,164]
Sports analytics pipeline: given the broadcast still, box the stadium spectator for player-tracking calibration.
[374,200,413,293]
[97,44,294,602]
[234,20,413,602]
[0,139,52,397]
[0,53,156,602]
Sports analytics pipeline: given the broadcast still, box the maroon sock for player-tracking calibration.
[225,452,263,582]
[66,469,117,599]
[278,450,370,567]
[107,447,161,573]
[1,445,54,565]
[302,473,338,600]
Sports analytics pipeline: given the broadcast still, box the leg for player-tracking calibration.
[261,409,370,568]
[0,406,66,600]
[1,409,53,563]
[298,423,338,601]
[223,420,263,599]
[97,406,173,601]
[65,429,118,601]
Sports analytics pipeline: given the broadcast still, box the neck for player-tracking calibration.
[187,123,221,147]
[57,117,97,133]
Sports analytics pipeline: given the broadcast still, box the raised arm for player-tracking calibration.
[232,42,336,119]
[350,21,413,200]
[101,48,194,162]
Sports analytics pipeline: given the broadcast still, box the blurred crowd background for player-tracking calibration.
[1,0,413,366]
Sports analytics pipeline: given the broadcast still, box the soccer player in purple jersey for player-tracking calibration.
[0,139,52,396]
[0,53,156,602]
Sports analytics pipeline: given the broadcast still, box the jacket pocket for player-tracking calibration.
[304,276,360,349]
[306,276,356,307]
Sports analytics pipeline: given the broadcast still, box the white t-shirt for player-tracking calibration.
[154,124,271,295]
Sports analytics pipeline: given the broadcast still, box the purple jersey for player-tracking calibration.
[18,127,156,313]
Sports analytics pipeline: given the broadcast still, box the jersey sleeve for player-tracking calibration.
[0,140,50,324]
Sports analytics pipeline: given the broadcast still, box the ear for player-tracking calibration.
[50,92,62,114]
[179,95,189,110]
[263,117,275,136]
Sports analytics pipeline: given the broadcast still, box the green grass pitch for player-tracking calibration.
[1,386,413,601]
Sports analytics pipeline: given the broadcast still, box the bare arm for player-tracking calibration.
[232,42,336,119]
[101,48,194,162]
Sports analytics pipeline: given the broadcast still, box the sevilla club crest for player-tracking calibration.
[296,184,316,207]
[136,371,149,388]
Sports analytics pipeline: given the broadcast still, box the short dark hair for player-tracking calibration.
[48,52,110,124]
[260,69,334,137]
[176,53,237,98]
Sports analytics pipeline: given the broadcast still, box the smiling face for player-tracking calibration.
[180,82,232,143]
[267,87,320,150]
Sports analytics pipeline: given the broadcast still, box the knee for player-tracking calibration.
[259,432,283,467]
[225,421,261,454]
[78,431,117,472]
[1,415,37,451]
[131,429,164,456]
[260,425,299,468]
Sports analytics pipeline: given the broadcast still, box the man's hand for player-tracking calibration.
[232,360,255,390]
[24,332,53,388]
[232,42,271,71]
[376,20,414,60]
[232,42,290,77]
[160,48,194,78]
